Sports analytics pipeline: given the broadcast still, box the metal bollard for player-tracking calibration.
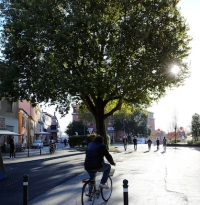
[123,179,128,205]
[23,174,29,205]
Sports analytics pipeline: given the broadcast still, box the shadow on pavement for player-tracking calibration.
[143,151,149,153]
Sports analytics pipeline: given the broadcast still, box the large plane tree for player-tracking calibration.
[0,0,191,144]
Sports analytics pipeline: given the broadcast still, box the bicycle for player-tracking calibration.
[21,146,26,152]
[81,169,114,205]
[49,143,56,154]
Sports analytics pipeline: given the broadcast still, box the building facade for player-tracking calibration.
[72,105,155,141]
[0,99,59,151]
[0,99,19,147]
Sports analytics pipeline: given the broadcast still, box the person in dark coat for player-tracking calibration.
[64,138,67,147]
[84,136,116,189]
[156,138,160,150]
[133,136,137,151]
[9,137,15,159]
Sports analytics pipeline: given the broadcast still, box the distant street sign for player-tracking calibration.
[88,128,93,134]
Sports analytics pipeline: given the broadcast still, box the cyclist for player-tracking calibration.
[84,136,116,189]
[123,136,128,151]
[156,138,160,150]
[133,136,137,151]
[147,138,152,151]
[163,137,167,152]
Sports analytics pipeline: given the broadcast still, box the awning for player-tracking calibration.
[35,132,51,135]
[0,128,22,136]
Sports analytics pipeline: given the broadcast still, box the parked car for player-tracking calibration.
[32,140,43,148]
[43,139,56,146]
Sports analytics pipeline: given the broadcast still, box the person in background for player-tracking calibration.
[156,138,160,150]
[133,136,137,151]
[147,138,152,151]
[9,137,15,160]
[163,137,167,152]
[64,138,67,147]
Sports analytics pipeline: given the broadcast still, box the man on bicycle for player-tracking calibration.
[84,136,116,189]
[163,137,167,152]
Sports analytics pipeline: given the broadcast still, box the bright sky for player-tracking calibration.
[149,0,200,132]
[44,0,200,133]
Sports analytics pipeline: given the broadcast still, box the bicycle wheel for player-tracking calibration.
[101,176,112,202]
[82,181,95,205]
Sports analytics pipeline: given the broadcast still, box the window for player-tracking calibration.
[7,101,13,112]
[6,125,14,132]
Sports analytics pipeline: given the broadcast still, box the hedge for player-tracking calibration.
[68,134,111,148]
[68,134,96,148]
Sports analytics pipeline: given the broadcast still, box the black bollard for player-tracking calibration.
[123,179,128,205]
[23,174,29,205]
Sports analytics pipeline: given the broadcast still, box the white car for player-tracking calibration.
[32,140,43,148]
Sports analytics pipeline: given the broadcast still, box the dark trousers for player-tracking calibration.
[87,163,111,184]
[134,144,137,150]
[10,148,14,158]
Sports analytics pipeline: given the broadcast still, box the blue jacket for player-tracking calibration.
[84,141,115,170]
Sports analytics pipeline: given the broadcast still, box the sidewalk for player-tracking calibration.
[1,144,83,163]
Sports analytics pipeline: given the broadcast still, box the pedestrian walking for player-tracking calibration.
[64,138,67,147]
[147,138,152,151]
[156,138,160,150]
[133,136,137,151]
[9,137,15,159]
[163,137,167,152]
[123,136,128,151]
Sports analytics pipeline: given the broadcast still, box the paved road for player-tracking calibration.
[0,147,85,205]
[29,144,200,205]
[1,144,200,205]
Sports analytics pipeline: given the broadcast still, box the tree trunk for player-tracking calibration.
[95,114,108,148]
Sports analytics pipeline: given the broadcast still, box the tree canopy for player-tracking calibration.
[191,113,200,141]
[65,121,87,136]
[113,111,151,137]
[0,0,191,144]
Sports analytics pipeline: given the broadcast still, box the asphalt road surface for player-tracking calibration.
[1,144,200,205]
[0,150,85,205]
